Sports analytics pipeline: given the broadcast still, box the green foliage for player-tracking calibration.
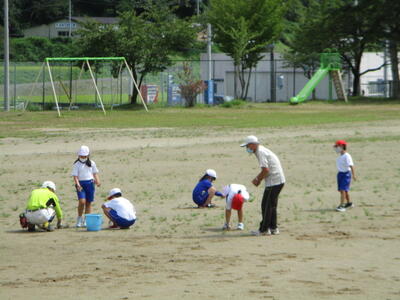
[208,0,284,100]
[76,1,197,104]
[9,37,75,62]
[283,0,391,96]
[220,99,246,108]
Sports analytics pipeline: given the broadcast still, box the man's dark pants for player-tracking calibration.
[259,183,284,232]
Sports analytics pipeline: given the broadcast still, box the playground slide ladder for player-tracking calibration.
[330,70,348,102]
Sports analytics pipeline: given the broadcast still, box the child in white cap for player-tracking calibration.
[71,145,101,227]
[102,188,136,229]
[222,184,250,230]
[192,169,224,208]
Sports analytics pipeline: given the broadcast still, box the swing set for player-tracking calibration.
[26,57,148,116]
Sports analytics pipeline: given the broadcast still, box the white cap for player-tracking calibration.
[240,135,259,147]
[108,188,122,199]
[78,145,90,156]
[42,181,56,191]
[206,169,217,179]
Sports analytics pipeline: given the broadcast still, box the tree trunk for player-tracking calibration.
[130,70,139,104]
[352,55,362,96]
[234,64,239,99]
[243,67,252,101]
[389,39,400,99]
[239,64,246,99]
[130,72,145,105]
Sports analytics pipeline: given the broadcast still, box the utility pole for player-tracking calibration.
[270,44,276,102]
[196,0,200,16]
[68,0,72,38]
[207,23,212,81]
[3,0,10,111]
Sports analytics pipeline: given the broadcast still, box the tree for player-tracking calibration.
[284,0,386,96]
[377,0,400,98]
[208,0,284,100]
[177,62,206,107]
[76,1,197,104]
[282,0,321,99]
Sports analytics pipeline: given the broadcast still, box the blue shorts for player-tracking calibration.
[337,172,351,191]
[109,209,136,228]
[193,193,208,206]
[77,180,95,202]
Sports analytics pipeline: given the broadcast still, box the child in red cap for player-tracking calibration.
[222,184,250,230]
[333,140,356,212]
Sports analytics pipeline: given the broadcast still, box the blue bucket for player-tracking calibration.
[85,214,103,231]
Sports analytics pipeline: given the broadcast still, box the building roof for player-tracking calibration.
[71,17,118,24]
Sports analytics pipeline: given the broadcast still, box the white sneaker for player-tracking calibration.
[222,223,230,230]
[237,223,244,230]
[250,229,271,236]
[270,228,280,235]
[75,216,83,228]
[336,205,346,212]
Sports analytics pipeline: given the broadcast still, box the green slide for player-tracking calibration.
[290,68,329,104]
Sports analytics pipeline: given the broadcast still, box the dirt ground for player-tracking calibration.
[1,120,400,300]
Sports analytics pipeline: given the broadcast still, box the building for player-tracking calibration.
[200,53,345,102]
[22,17,118,39]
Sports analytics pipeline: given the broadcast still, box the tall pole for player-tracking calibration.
[270,44,276,102]
[68,0,72,38]
[3,0,10,111]
[196,0,200,16]
[207,23,212,81]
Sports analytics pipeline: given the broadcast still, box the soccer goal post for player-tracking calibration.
[44,57,148,116]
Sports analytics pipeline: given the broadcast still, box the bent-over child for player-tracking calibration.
[222,184,250,230]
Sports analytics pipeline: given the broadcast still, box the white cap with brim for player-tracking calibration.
[108,188,122,199]
[42,181,56,191]
[78,145,90,156]
[206,169,217,179]
[240,135,259,147]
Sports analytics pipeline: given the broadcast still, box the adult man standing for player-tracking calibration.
[240,135,285,236]
[23,181,64,232]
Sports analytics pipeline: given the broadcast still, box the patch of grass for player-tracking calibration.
[219,99,246,108]
[0,102,400,138]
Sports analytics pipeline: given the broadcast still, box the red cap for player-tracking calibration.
[231,193,244,210]
[335,140,347,146]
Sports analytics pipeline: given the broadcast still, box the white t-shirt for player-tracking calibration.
[103,196,136,221]
[71,160,99,181]
[336,152,354,172]
[255,145,286,187]
[222,184,249,210]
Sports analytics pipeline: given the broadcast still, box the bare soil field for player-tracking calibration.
[1,120,400,300]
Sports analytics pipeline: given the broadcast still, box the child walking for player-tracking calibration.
[333,140,356,212]
[192,169,224,208]
[222,184,250,230]
[71,145,101,227]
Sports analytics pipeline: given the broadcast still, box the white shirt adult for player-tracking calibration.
[223,184,250,210]
[71,160,99,181]
[255,145,286,187]
[336,152,354,173]
[103,196,136,221]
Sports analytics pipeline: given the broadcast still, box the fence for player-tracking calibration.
[1,58,397,110]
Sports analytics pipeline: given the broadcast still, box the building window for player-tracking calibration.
[58,31,72,37]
